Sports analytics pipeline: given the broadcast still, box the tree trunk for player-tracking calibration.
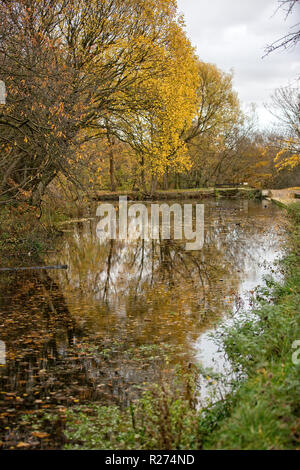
[109,146,116,192]
[150,174,157,196]
[163,168,169,190]
[30,171,56,206]
[140,155,146,192]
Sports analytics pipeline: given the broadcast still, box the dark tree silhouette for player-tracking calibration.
[264,0,300,55]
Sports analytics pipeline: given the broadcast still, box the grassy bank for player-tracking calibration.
[92,187,261,201]
[0,204,55,263]
[0,195,90,263]
[51,203,299,450]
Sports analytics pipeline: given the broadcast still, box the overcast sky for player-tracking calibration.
[177,0,300,128]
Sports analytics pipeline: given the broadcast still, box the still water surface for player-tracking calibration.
[0,199,287,434]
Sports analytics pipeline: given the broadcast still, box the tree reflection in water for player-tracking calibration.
[0,199,286,447]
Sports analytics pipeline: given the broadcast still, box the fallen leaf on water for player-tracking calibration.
[17,442,30,448]
[31,432,50,439]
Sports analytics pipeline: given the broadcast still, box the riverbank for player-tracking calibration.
[0,197,86,264]
[92,187,261,201]
[267,187,300,209]
[0,204,56,265]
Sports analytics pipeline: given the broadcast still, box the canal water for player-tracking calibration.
[0,199,287,446]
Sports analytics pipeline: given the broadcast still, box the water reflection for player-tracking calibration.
[0,199,286,444]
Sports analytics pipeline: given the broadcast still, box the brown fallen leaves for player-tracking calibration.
[31,431,50,439]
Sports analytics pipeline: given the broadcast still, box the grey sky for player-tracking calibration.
[177,0,300,128]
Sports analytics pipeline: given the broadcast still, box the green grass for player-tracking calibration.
[0,204,52,258]
[94,187,260,201]
[0,193,83,259]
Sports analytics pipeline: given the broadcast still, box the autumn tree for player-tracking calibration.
[265,0,300,55]
[269,84,300,171]
[99,19,200,193]
[179,62,242,187]
[0,0,192,203]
